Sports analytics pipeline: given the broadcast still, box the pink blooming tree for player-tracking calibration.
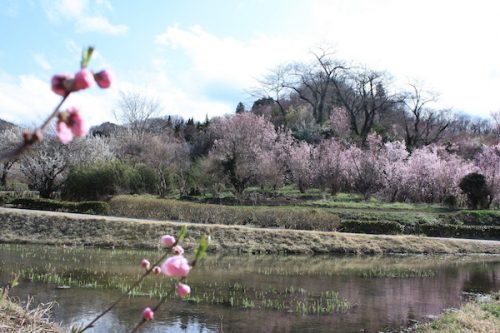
[328,107,351,139]
[313,138,347,195]
[378,140,409,202]
[475,143,500,207]
[342,134,385,200]
[257,131,291,191]
[287,141,314,193]
[209,113,278,195]
[400,145,474,203]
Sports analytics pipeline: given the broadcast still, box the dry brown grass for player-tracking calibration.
[0,298,61,333]
[412,293,500,333]
[0,207,499,254]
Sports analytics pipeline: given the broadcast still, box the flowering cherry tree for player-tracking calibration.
[313,138,347,195]
[475,143,500,206]
[210,113,278,195]
[287,141,314,193]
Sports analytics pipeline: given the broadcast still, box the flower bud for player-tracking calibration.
[51,74,72,96]
[161,255,191,278]
[94,70,112,89]
[143,307,154,321]
[176,283,191,298]
[56,120,73,144]
[73,68,93,91]
[140,259,151,270]
[160,235,176,247]
[152,266,161,275]
[172,245,184,255]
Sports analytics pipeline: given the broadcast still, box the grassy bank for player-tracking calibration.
[5,195,499,239]
[411,292,500,333]
[0,207,499,254]
[0,298,61,333]
[109,195,500,240]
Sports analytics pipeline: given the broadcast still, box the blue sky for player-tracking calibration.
[1,0,500,127]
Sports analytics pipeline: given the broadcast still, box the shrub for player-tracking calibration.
[129,163,159,194]
[9,198,109,215]
[453,211,500,227]
[459,172,490,209]
[419,223,500,240]
[338,220,404,235]
[109,195,341,231]
[63,160,138,200]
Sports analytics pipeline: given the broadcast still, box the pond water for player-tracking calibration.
[0,244,499,333]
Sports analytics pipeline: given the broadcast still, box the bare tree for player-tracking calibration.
[398,84,450,150]
[285,49,346,124]
[332,68,397,144]
[255,64,290,123]
[492,111,500,137]
[0,127,23,187]
[20,136,114,198]
[257,48,346,125]
[114,91,162,138]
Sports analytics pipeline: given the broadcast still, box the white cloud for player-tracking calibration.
[155,25,311,90]
[154,25,318,119]
[76,16,128,35]
[43,0,128,36]
[154,1,500,118]
[308,0,500,116]
[32,53,52,71]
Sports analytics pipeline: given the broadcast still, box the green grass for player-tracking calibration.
[109,195,341,231]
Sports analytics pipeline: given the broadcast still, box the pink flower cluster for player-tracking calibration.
[56,107,87,144]
[51,58,112,144]
[140,234,193,322]
[51,69,112,97]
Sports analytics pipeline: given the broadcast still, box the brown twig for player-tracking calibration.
[0,93,70,163]
[79,250,172,332]
[129,257,201,333]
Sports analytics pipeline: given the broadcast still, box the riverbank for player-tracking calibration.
[410,292,500,333]
[0,207,499,254]
[0,298,61,333]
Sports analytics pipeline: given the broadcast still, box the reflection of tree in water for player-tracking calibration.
[462,264,499,293]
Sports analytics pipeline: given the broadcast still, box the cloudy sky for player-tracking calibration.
[1,0,499,127]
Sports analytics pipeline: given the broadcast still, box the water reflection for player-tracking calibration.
[0,245,499,333]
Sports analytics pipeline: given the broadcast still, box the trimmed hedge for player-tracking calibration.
[9,198,110,215]
[456,211,500,227]
[0,191,39,204]
[338,220,404,235]
[110,195,340,231]
[336,219,499,240]
[419,223,500,240]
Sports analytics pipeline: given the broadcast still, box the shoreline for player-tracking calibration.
[408,292,500,333]
[1,207,499,254]
[0,298,62,333]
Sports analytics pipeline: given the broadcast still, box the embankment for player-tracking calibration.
[0,207,499,254]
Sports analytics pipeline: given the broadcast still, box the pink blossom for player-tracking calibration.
[142,307,154,321]
[161,255,191,278]
[140,259,151,270]
[176,283,191,298]
[66,107,87,137]
[56,121,73,144]
[73,68,93,91]
[160,235,176,247]
[51,74,72,96]
[172,245,184,255]
[152,266,161,275]
[94,70,112,89]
